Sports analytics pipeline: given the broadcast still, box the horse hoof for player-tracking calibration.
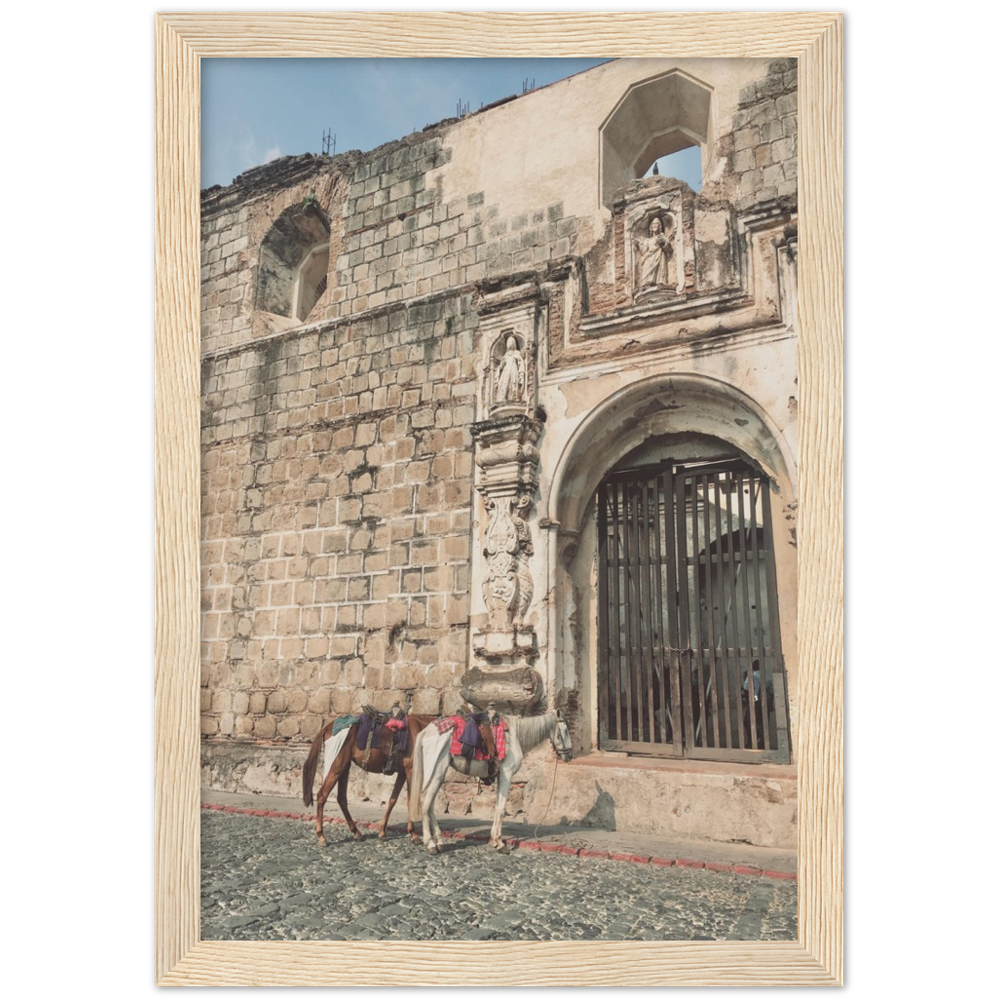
[428,844,439,855]
[317,836,327,847]
[353,832,364,842]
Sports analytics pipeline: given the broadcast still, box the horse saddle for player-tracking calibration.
[357,704,407,773]
[450,712,498,784]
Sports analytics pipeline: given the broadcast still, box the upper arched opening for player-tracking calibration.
[600,70,713,208]
[255,200,331,324]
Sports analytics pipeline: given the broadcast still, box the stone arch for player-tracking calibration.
[548,373,796,535]
[545,373,798,756]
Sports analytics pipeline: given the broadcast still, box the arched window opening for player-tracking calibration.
[600,70,712,208]
[255,200,330,323]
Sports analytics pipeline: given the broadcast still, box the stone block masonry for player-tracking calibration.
[323,134,582,322]
[200,293,479,744]
[198,122,589,757]
[730,59,798,208]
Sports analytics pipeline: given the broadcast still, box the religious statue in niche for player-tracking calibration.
[487,332,534,415]
[494,335,525,403]
[633,213,677,294]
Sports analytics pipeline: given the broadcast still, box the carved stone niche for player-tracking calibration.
[475,282,540,422]
[627,196,685,301]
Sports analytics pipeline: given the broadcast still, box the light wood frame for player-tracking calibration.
[155,11,842,986]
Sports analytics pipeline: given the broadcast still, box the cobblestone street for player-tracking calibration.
[201,809,797,942]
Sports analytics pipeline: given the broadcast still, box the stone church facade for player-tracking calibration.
[199,58,800,848]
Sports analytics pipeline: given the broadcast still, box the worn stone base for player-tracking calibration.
[513,754,798,850]
[202,739,404,806]
[201,740,795,849]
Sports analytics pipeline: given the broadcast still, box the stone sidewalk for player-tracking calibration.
[201,787,797,876]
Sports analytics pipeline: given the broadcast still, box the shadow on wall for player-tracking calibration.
[565,781,617,831]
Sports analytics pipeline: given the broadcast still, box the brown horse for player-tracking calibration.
[302,712,438,846]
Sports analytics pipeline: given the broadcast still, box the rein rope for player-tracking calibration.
[532,755,560,841]
[532,725,566,839]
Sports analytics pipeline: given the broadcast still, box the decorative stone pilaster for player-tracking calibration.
[461,283,546,712]
[775,226,798,331]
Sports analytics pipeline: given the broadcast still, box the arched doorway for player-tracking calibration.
[546,374,796,766]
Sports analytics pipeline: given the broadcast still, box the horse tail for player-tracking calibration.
[408,727,426,824]
[302,720,332,807]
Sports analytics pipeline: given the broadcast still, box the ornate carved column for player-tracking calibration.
[461,283,546,713]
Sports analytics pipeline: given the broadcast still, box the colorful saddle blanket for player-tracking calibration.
[331,715,359,737]
[434,714,508,761]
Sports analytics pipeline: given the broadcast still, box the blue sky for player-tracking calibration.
[201,58,702,191]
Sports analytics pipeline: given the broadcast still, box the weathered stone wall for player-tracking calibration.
[200,294,479,742]
[730,58,798,208]
[320,135,580,323]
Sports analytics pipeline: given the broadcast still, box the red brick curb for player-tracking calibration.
[201,803,797,881]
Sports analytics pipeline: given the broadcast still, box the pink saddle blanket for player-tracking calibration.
[433,715,508,760]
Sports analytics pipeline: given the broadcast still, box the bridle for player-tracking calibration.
[551,711,574,762]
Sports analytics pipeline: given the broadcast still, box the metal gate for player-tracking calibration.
[596,457,790,763]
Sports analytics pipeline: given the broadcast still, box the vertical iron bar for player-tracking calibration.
[701,474,722,747]
[673,469,694,754]
[609,479,623,742]
[661,468,679,750]
[747,471,772,750]
[724,468,748,749]
[629,481,643,742]
[651,471,669,744]
[760,481,790,757]
[712,472,735,748]
[641,475,657,743]
[690,474,709,747]
[597,483,611,747]
[736,469,760,751]
[622,481,636,741]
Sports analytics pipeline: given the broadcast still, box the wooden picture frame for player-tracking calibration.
[155,11,842,986]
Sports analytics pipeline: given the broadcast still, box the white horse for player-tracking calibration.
[408,711,573,854]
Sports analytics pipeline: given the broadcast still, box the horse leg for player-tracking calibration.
[422,760,448,854]
[315,762,343,846]
[378,769,407,840]
[489,756,519,849]
[336,766,363,840]
[404,763,421,843]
